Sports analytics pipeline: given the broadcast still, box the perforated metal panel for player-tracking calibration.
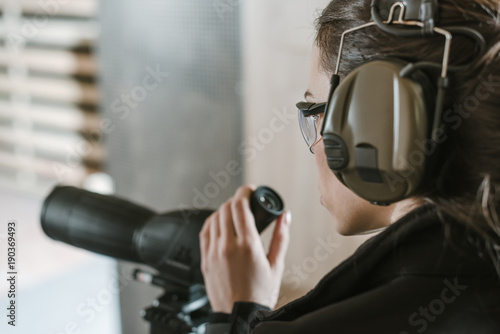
[98,1,242,333]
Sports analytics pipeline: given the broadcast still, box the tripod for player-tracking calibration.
[135,270,210,334]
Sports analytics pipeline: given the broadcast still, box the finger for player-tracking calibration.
[209,211,221,252]
[231,190,258,241]
[267,210,292,269]
[200,214,214,273]
[234,185,256,200]
[219,200,236,240]
[231,186,254,236]
[200,212,214,252]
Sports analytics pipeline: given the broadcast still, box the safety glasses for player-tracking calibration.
[296,102,326,154]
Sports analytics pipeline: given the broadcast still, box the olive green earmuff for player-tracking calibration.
[321,0,486,205]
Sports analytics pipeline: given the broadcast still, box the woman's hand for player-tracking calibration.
[199,185,291,313]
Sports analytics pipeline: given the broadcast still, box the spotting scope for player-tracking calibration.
[40,185,284,287]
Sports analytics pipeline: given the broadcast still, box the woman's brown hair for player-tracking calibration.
[316,0,500,272]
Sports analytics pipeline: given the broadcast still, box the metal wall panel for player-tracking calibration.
[98,1,242,333]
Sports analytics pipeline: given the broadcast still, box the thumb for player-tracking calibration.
[267,210,291,269]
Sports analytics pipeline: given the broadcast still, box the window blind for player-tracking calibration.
[0,0,100,195]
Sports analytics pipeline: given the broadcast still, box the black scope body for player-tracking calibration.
[40,186,284,288]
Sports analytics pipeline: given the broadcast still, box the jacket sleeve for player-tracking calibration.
[205,302,271,334]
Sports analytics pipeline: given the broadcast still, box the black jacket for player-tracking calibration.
[205,205,500,334]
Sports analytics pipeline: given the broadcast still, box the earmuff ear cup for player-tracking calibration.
[322,60,435,204]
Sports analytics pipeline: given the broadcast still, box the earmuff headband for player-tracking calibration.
[371,0,439,37]
[334,3,453,79]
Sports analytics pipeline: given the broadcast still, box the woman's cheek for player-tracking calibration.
[313,140,338,210]
[313,140,359,234]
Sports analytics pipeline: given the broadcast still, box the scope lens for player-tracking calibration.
[256,188,283,212]
[259,195,276,210]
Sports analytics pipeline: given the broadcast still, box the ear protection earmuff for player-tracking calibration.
[321,0,486,205]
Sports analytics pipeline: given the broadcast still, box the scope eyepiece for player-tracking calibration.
[250,186,284,232]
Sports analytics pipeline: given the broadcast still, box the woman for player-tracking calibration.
[200,0,500,333]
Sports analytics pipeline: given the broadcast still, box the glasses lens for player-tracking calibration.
[298,109,317,148]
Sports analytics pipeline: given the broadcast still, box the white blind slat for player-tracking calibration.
[0,74,99,105]
[0,125,105,162]
[0,48,96,76]
[0,20,97,48]
[14,0,97,18]
[0,151,92,182]
[0,101,100,131]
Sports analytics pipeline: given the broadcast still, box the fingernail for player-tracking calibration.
[285,211,292,225]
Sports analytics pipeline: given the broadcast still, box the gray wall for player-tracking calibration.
[98,1,242,333]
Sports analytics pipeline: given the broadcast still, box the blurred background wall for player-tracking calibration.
[0,0,369,333]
